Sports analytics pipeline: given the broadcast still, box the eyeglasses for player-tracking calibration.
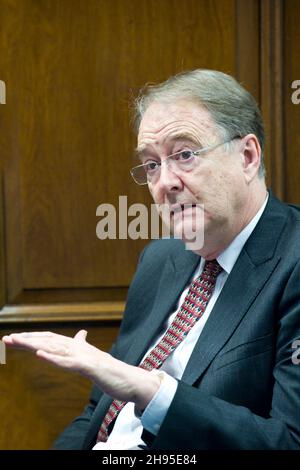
[130,137,240,185]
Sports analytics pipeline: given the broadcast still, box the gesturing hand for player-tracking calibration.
[2,329,106,373]
[2,330,161,410]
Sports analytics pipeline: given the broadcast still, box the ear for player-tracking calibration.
[240,134,262,182]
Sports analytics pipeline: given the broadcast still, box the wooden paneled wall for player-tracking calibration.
[0,0,299,449]
[0,322,119,449]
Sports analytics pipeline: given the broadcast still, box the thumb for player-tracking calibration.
[74,329,88,342]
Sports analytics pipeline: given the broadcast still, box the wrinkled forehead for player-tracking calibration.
[137,100,219,149]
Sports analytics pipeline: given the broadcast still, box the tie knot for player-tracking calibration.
[203,259,222,277]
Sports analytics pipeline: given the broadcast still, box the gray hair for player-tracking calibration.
[133,69,265,178]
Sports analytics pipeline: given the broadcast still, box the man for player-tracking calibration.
[3,69,300,449]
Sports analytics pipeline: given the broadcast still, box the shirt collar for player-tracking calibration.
[216,194,269,275]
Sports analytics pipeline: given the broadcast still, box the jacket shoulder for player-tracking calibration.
[140,238,186,263]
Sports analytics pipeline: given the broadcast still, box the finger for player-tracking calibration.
[2,334,37,351]
[14,331,55,338]
[4,335,45,352]
[4,335,68,355]
[3,332,55,344]
[1,335,14,345]
[74,330,88,342]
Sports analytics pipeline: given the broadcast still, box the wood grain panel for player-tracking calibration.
[0,301,124,323]
[235,0,260,102]
[0,0,240,308]
[260,0,285,199]
[0,172,5,309]
[0,322,119,450]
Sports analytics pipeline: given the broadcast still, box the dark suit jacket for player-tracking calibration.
[54,192,300,449]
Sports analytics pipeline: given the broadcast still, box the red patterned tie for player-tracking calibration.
[97,259,222,442]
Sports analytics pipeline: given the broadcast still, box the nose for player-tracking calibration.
[156,159,183,192]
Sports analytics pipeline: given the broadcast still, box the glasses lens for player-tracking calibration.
[131,165,148,184]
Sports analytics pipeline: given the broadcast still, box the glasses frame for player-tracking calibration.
[130,136,241,185]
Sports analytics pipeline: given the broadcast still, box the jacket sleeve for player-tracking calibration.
[52,385,103,450]
[52,339,120,449]
[51,246,153,449]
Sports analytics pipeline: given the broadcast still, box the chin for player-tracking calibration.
[173,222,204,251]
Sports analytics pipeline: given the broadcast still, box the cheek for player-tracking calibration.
[186,167,243,211]
[211,171,246,214]
[183,168,222,199]
[148,184,161,204]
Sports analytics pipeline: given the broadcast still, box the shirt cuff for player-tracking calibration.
[139,370,178,436]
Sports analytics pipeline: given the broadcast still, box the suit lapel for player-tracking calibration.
[182,250,280,384]
[183,192,287,384]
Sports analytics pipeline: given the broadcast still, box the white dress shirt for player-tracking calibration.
[93,196,268,450]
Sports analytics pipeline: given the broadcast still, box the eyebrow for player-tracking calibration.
[134,145,147,158]
[135,132,203,161]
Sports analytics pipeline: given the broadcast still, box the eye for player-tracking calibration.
[177,150,194,161]
[144,160,160,173]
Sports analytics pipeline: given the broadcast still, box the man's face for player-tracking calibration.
[137,100,251,254]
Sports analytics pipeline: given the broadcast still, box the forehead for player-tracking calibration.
[137,100,218,149]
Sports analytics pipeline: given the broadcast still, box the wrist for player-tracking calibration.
[135,369,165,412]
